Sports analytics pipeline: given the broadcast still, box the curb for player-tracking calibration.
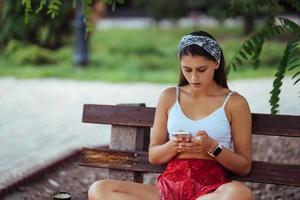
[0,146,107,198]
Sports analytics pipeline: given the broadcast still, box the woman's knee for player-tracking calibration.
[88,179,114,200]
[231,183,253,200]
[224,182,253,200]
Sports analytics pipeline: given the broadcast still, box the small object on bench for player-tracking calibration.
[53,191,72,200]
[80,104,300,187]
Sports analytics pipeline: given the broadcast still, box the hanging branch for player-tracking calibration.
[224,0,300,114]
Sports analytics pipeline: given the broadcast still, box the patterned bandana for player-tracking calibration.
[178,35,221,63]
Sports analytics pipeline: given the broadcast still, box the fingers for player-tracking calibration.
[171,131,210,153]
[172,137,192,152]
[182,141,204,151]
[173,140,204,153]
[195,131,207,136]
[172,137,183,152]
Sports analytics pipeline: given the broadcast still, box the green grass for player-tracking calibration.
[0,26,296,83]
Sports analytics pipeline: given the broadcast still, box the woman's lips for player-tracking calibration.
[192,82,202,87]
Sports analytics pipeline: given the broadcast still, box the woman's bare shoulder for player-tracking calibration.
[228,91,251,113]
[157,87,177,111]
[159,87,177,103]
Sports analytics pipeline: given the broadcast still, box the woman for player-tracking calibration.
[88,31,253,200]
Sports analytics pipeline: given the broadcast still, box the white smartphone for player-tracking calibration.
[172,131,192,138]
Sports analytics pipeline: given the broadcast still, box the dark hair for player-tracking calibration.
[178,31,228,88]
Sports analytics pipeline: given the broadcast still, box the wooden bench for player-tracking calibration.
[79,103,300,187]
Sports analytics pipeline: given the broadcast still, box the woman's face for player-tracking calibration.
[180,54,218,90]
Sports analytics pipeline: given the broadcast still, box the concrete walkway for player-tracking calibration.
[0,77,299,191]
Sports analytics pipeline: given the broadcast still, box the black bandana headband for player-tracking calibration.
[178,35,221,63]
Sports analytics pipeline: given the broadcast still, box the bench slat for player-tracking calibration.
[228,161,300,186]
[252,113,300,137]
[80,147,300,187]
[82,104,300,137]
[82,104,155,127]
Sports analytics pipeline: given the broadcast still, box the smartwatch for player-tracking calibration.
[207,142,223,158]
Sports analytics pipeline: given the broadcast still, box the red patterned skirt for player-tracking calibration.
[156,158,231,200]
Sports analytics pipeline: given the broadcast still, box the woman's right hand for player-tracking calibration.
[171,136,192,153]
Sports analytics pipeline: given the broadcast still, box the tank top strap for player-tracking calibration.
[176,86,179,101]
[222,91,234,108]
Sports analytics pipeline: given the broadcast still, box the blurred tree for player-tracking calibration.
[184,0,259,35]
[0,0,74,49]
[134,0,260,35]
[141,0,185,24]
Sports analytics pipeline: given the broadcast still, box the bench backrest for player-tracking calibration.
[82,104,300,186]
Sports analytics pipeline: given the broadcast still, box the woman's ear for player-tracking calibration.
[215,63,219,70]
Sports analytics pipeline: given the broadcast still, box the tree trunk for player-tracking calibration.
[243,14,255,35]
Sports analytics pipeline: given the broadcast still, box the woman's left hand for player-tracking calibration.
[178,131,218,153]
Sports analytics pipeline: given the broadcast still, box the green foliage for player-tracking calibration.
[47,0,62,18]
[222,0,272,25]
[144,0,186,23]
[227,25,286,72]
[4,40,56,65]
[270,41,300,113]
[137,0,232,23]
[22,0,32,23]
[1,0,73,49]
[225,0,300,114]
[287,42,300,85]
[35,0,47,14]
[20,0,124,33]
[22,0,63,20]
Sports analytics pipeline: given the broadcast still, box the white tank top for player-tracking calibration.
[167,86,234,149]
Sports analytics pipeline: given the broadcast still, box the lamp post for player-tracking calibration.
[74,0,89,66]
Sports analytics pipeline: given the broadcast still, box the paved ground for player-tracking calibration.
[0,77,299,191]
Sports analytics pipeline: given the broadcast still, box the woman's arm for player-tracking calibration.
[148,88,179,165]
[213,94,252,175]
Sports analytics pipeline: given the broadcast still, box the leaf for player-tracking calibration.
[22,0,32,23]
[235,57,243,66]
[35,0,47,14]
[269,42,291,114]
[253,60,260,70]
[248,39,256,49]
[279,17,300,34]
[243,45,252,55]
[292,71,300,79]
[288,64,300,71]
[239,51,248,60]
[293,78,300,85]
[288,57,300,65]
[47,0,62,18]
[232,63,237,71]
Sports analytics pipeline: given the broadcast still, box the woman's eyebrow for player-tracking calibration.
[182,65,207,69]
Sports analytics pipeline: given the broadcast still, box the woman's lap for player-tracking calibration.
[157,158,231,200]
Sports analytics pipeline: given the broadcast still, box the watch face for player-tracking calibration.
[213,147,222,156]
